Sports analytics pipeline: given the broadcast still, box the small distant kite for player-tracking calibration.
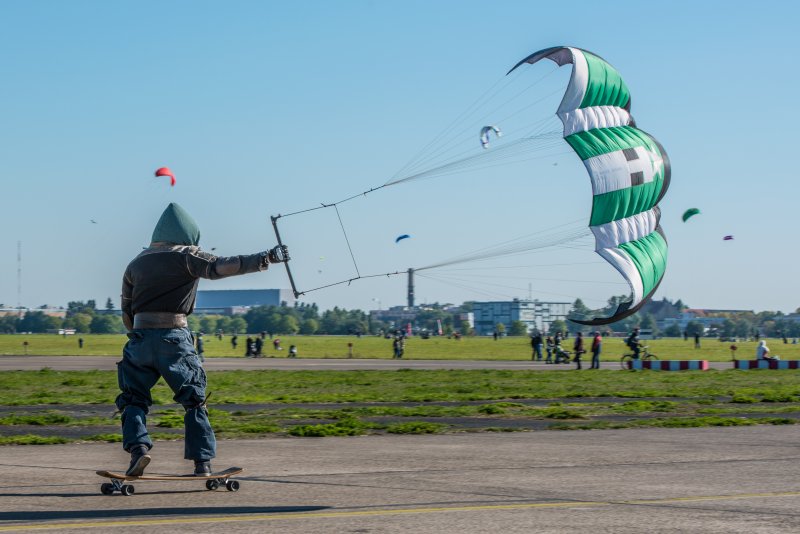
[395,234,411,244]
[155,167,176,187]
[682,208,700,222]
[723,235,734,241]
[90,220,97,224]
[479,126,502,149]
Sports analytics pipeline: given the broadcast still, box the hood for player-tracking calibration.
[151,203,201,246]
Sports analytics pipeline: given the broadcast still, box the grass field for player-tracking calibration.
[2,368,799,405]
[0,368,798,443]
[2,333,799,362]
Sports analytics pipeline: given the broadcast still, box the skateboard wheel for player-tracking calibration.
[225,480,240,492]
[100,483,114,495]
[121,484,135,496]
[206,479,220,491]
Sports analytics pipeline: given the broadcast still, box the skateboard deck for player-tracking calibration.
[96,466,243,495]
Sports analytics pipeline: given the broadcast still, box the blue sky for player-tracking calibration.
[1,0,798,313]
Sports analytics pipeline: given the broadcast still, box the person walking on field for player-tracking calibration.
[590,331,602,369]
[117,203,289,477]
[573,332,585,370]
[530,332,543,361]
[195,332,205,362]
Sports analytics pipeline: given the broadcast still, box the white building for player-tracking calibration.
[473,299,571,335]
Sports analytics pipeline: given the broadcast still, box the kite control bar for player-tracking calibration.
[270,210,406,299]
[270,215,302,299]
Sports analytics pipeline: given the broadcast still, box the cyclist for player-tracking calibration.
[626,327,642,359]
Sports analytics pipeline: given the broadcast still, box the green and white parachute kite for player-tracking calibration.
[508,46,670,325]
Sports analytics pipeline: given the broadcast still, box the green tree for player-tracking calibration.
[685,320,704,337]
[0,316,18,333]
[268,312,283,333]
[567,299,592,332]
[187,315,202,332]
[299,318,319,335]
[281,315,299,334]
[67,301,96,317]
[720,319,736,339]
[460,323,474,336]
[509,320,528,336]
[19,311,60,333]
[91,314,125,334]
[64,313,92,333]
[549,319,567,335]
[494,323,506,335]
[199,316,218,334]
[663,323,682,337]
[216,316,232,334]
[105,298,115,312]
[640,313,658,335]
[229,317,247,334]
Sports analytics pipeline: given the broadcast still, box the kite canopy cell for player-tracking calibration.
[682,208,700,222]
[479,126,502,149]
[155,167,176,187]
[508,46,671,325]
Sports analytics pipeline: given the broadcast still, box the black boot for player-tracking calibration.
[126,445,151,477]
[194,460,212,476]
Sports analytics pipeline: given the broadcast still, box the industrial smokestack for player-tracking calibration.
[407,268,415,308]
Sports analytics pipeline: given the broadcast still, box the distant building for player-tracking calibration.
[370,306,419,327]
[0,308,66,318]
[659,309,753,332]
[473,299,571,335]
[194,289,295,315]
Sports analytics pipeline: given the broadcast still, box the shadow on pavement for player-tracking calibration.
[0,506,330,522]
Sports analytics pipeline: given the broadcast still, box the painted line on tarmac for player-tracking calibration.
[4,490,800,531]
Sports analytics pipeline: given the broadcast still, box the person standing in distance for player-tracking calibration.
[118,203,289,477]
[590,331,602,369]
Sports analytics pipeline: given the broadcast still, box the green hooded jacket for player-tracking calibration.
[151,203,201,246]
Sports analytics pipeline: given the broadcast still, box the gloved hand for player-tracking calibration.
[267,244,290,264]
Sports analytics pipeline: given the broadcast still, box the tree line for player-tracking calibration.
[2,296,798,338]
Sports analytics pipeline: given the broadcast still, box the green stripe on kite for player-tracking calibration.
[618,231,668,298]
[590,177,665,226]
[580,51,630,110]
[565,126,660,160]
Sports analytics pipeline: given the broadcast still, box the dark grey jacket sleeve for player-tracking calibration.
[186,249,269,280]
[121,268,134,331]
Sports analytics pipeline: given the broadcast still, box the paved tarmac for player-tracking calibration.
[0,425,798,532]
[0,355,735,371]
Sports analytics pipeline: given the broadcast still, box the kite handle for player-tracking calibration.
[270,215,303,299]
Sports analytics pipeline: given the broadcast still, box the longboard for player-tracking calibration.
[96,466,243,495]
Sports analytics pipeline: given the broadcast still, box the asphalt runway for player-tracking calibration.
[0,426,798,533]
[0,355,735,371]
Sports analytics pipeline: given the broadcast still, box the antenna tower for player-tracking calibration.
[17,241,22,313]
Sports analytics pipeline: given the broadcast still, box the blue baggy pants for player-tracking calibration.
[115,328,216,461]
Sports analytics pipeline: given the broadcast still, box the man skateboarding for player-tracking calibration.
[118,203,289,477]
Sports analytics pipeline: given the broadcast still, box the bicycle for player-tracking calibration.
[620,345,658,370]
